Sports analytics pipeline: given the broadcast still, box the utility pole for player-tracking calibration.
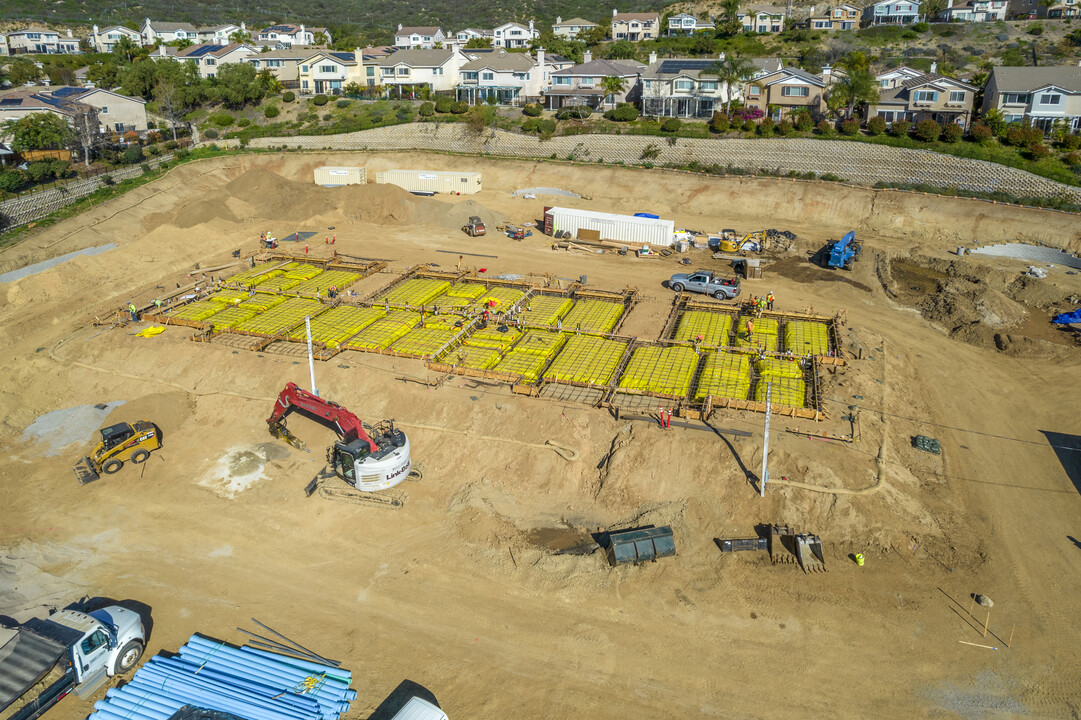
[306,315,318,397]
[760,382,771,497]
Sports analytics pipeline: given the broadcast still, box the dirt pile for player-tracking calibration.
[333,183,421,224]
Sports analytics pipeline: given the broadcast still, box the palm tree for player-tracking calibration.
[229,29,252,44]
[720,0,743,34]
[600,75,628,108]
[830,51,878,118]
[707,55,755,115]
[112,36,139,63]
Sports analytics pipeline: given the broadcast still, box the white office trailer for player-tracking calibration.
[314,166,367,187]
[543,206,675,247]
[375,170,482,195]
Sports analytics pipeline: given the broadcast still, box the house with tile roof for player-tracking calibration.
[5,27,81,54]
[257,24,329,48]
[806,4,861,29]
[455,48,550,105]
[867,67,976,128]
[743,66,832,120]
[544,52,644,109]
[982,65,1081,134]
[296,49,385,94]
[738,7,787,33]
[88,25,144,53]
[394,25,448,49]
[934,0,1007,21]
[667,13,715,36]
[378,48,466,95]
[244,47,322,89]
[0,86,146,135]
[552,17,600,38]
[641,53,782,117]
[141,19,199,45]
[611,10,661,41]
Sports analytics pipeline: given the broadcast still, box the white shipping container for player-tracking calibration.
[375,170,482,195]
[314,166,366,187]
[547,206,675,247]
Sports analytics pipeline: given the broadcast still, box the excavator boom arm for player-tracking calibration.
[267,382,377,452]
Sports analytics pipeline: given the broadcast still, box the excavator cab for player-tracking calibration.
[330,427,410,492]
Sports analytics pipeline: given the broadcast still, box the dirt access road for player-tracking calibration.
[1,152,1080,719]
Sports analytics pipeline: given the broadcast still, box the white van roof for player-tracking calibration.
[390,697,448,720]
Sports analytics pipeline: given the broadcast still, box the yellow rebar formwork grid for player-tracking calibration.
[375,279,451,307]
[287,306,386,348]
[543,335,628,385]
[561,299,624,335]
[618,346,700,396]
[344,311,422,351]
[733,316,779,352]
[673,310,734,346]
[519,295,575,328]
[233,297,326,336]
[783,320,830,356]
[391,327,461,357]
[693,352,752,401]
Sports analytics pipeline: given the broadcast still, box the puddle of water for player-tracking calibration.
[891,260,948,296]
[526,526,598,555]
[20,402,127,457]
[0,244,117,283]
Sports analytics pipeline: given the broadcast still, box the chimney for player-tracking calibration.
[947,0,953,7]
[930,61,937,73]
[529,19,534,32]
[300,24,305,34]
[398,23,403,31]
[557,16,562,24]
[719,51,726,61]
[356,46,362,60]
[67,28,73,38]
[822,65,832,81]
[649,50,657,64]
[584,50,592,63]
[93,24,99,34]
[241,21,246,31]
[613,8,618,16]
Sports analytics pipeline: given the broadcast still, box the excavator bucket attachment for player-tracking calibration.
[73,457,100,485]
[268,420,307,452]
[768,524,798,565]
[795,534,827,573]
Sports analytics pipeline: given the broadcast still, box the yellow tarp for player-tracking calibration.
[288,306,385,347]
[233,297,325,336]
[561,299,624,335]
[694,352,751,401]
[544,335,628,385]
[135,326,165,337]
[674,310,734,346]
[783,321,830,356]
[168,300,223,322]
[344,311,421,351]
[206,307,257,330]
[619,346,699,396]
[733,316,778,352]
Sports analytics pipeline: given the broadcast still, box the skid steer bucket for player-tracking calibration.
[795,534,827,573]
[73,457,100,485]
[768,524,798,565]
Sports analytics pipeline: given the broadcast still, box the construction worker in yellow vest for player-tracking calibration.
[767,291,775,311]
[128,302,137,322]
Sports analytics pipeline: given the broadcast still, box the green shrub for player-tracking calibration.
[175,149,190,160]
[867,116,887,136]
[776,119,794,136]
[969,123,993,143]
[890,119,912,138]
[1060,134,1081,151]
[140,162,151,174]
[794,113,814,132]
[741,117,756,132]
[147,144,160,155]
[839,118,861,136]
[539,119,556,135]
[164,140,179,150]
[236,117,251,127]
[336,99,351,108]
[203,128,219,139]
[758,117,775,137]
[1026,143,1050,159]
[122,145,145,164]
[264,105,279,118]
[522,118,541,133]
[209,111,233,127]
[1065,151,1081,166]
[941,123,963,143]
[434,96,453,113]
[815,119,834,136]
[912,22,930,32]
[661,117,682,132]
[282,91,295,102]
[1005,125,1041,147]
[322,113,333,121]
[313,94,329,106]
[556,105,593,120]
[451,100,469,114]
[419,101,435,117]
[522,102,543,117]
[710,112,729,133]
[1027,23,1043,35]
[914,119,942,142]
[396,107,413,122]
[0,169,27,193]
[608,103,639,121]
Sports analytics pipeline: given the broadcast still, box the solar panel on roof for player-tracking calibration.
[658,59,716,74]
[268,24,291,31]
[52,87,86,98]
[0,98,22,106]
[187,44,225,57]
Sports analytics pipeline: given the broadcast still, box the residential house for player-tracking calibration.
[196,24,245,44]
[611,10,661,41]
[378,48,465,96]
[807,4,861,29]
[455,48,548,105]
[455,28,494,46]
[1006,0,1040,17]
[641,54,782,117]
[175,43,257,79]
[394,26,448,49]
[244,47,318,89]
[860,0,922,26]
[297,49,383,94]
[552,17,600,38]
[739,8,787,33]
[934,0,1007,21]
[0,86,146,135]
[743,66,831,120]
[5,27,81,54]
[88,25,144,53]
[141,19,199,45]
[667,13,716,36]
[544,53,644,109]
[866,68,976,128]
[982,65,1081,134]
[1037,0,1080,16]
[257,24,329,47]
[0,35,9,56]
[493,21,539,49]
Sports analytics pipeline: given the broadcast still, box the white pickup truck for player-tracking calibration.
[0,606,146,720]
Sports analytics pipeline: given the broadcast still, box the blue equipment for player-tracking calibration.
[827,231,862,269]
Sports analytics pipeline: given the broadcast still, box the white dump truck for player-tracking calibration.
[0,606,146,720]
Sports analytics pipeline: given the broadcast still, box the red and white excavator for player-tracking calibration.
[267,382,413,503]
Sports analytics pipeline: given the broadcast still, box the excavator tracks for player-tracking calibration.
[305,468,422,510]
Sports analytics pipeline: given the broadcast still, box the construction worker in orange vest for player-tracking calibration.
[767,291,775,311]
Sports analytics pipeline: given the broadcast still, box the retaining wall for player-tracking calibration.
[245,125,1081,203]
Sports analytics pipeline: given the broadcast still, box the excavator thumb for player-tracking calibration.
[73,457,100,485]
[268,420,308,452]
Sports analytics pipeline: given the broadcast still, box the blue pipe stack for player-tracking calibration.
[89,635,356,720]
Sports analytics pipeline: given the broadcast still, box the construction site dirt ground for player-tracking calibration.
[2,152,1081,720]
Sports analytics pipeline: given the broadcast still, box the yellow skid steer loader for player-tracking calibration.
[73,421,162,484]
